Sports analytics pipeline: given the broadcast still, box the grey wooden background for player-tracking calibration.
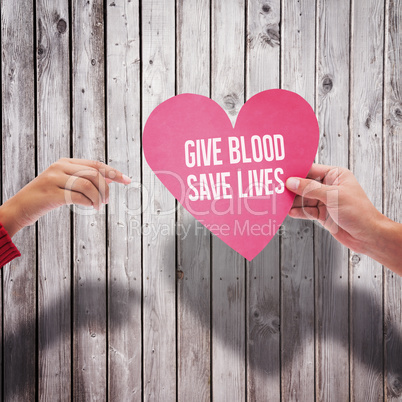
[0,0,401,401]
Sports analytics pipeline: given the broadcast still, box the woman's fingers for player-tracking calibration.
[62,158,131,184]
[63,176,104,210]
[58,163,109,204]
[63,189,94,208]
[51,158,133,210]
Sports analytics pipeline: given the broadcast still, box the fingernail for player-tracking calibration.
[286,177,300,191]
[122,174,131,183]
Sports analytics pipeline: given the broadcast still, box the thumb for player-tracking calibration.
[286,177,333,202]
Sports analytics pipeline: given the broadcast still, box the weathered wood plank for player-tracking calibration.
[71,0,107,399]
[315,0,350,399]
[1,0,37,400]
[36,0,71,400]
[176,0,211,400]
[106,0,142,400]
[246,0,280,98]
[384,0,402,399]
[247,247,280,401]
[141,1,177,400]
[350,0,385,400]
[211,1,246,401]
[246,1,281,400]
[2,1,402,400]
[281,0,316,399]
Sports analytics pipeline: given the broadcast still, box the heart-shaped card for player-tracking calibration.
[143,89,319,260]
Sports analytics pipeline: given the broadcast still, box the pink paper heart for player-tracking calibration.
[143,89,319,261]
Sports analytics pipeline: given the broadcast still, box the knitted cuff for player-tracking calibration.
[0,223,21,267]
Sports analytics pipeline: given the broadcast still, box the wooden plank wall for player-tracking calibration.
[315,0,350,399]
[177,0,211,400]
[247,3,281,401]
[0,0,401,401]
[2,1,36,400]
[37,0,71,400]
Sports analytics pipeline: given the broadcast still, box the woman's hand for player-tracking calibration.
[0,158,131,237]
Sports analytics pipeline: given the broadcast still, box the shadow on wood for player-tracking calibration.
[4,230,402,399]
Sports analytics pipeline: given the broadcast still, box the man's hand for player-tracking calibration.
[286,163,402,276]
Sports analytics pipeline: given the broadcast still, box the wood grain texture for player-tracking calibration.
[106,0,142,400]
[71,0,107,399]
[315,0,350,400]
[141,1,177,400]
[247,243,281,401]
[1,2,402,400]
[281,0,316,400]
[211,1,246,401]
[246,1,281,400]
[350,0,385,400]
[176,0,211,400]
[384,0,402,399]
[1,0,37,400]
[36,0,71,400]
[247,0,280,98]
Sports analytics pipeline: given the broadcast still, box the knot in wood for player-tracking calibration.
[176,270,184,280]
[271,317,280,334]
[38,45,44,55]
[351,254,360,265]
[262,4,271,13]
[265,28,280,47]
[8,68,15,81]
[387,373,402,398]
[365,114,372,129]
[223,93,238,111]
[322,76,333,93]
[392,104,402,122]
[57,19,67,34]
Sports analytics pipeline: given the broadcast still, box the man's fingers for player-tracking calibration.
[289,206,319,220]
[289,207,341,236]
[292,195,319,208]
[286,177,333,203]
[306,163,335,180]
[61,158,131,184]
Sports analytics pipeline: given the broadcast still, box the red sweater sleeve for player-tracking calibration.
[0,223,21,267]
